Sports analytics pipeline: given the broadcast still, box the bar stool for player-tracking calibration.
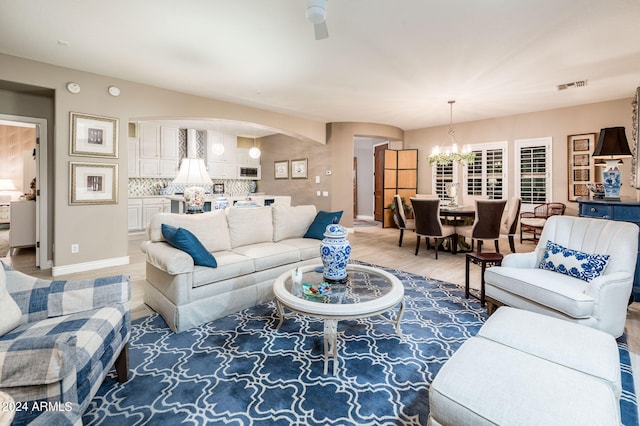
[465,252,503,306]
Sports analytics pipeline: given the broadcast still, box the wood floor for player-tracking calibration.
[3,224,640,356]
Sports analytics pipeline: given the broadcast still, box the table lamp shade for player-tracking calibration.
[173,158,212,185]
[592,127,631,200]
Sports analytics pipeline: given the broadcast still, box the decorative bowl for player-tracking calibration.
[587,183,604,198]
[302,282,331,296]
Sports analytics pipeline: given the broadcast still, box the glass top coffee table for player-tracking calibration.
[273,263,405,375]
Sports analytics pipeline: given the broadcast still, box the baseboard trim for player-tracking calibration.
[52,256,130,277]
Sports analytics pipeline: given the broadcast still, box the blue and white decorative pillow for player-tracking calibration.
[539,240,610,282]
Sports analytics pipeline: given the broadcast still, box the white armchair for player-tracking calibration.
[484,215,638,337]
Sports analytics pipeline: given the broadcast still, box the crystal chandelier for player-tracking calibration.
[428,100,475,166]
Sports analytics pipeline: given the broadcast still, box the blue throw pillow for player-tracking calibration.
[161,224,217,268]
[304,210,344,240]
[538,240,609,282]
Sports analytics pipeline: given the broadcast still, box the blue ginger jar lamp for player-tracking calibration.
[321,218,351,283]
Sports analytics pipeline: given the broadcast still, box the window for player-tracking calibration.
[463,142,507,200]
[515,137,552,209]
[432,161,455,199]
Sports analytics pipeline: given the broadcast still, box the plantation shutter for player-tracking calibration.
[515,137,552,208]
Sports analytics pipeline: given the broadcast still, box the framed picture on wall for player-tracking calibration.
[275,160,289,179]
[70,112,119,158]
[567,133,596,201]
[69,162,118,205]
[291,158,308,179]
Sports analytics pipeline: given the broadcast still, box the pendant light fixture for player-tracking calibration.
[428,100,475,166]
[248,137,261,159]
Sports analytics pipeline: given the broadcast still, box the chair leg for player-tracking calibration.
[508,235,516,253]
[115,342,130,383]
[434,240,438,259]
[477,240,483,253]
[494,239,500,253]
[415,236,421,255]
[398,229,404,247]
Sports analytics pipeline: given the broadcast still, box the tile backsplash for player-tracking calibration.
[128,178,253,197]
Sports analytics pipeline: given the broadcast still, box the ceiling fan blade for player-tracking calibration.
[314,21,329,40]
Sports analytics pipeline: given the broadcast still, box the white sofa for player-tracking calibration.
[484,215,639,337]
[141,204,324,332]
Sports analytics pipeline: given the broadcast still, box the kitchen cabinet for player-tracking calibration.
[578,198,640,300]
[237,148,261,166]
[142,197,171,230]
[137,123,180,177]
[128,198,143,232]
[207,131,240,179]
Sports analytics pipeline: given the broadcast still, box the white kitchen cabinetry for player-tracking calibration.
[137,123,180,178]
[127,198,143,232]
[139,122,161,158]
[237,148,261,166]
[142,197,170,229]
[207,131,239,179]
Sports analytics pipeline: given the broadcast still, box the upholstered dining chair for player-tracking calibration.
[499,197,522,253]
[393,194,415,247]
[410,198,457,259]
[456,199,508,253]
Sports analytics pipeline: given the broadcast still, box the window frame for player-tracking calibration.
[462,141,508,201]
[514,136,553,212]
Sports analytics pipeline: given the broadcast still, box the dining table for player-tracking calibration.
[439,204,476,253]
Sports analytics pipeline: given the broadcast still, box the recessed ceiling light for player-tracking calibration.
[57,39,70,47]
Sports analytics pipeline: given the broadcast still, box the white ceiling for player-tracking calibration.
[1,0,639,131]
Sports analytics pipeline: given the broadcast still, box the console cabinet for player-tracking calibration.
[578,198,640,300]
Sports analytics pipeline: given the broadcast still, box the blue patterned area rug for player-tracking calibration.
[83,264,638,425]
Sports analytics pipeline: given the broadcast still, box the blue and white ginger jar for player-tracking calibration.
[321,223,351,283]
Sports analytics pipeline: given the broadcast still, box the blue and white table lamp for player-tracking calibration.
[592,126,632,200]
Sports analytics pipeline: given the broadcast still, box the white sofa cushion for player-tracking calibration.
[228,207,273,248]
[429,336,621,426]
[233,242,300,271]
[191,251,255,288]
[279,238,322,260]
[484,266,594,318]
[148,211,231,252]
[272,204,317,242]
[477,307,621,398]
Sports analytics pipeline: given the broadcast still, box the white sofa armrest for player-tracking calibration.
[145,242,194,275]
[584,271,634,337]
[502,251,538,269]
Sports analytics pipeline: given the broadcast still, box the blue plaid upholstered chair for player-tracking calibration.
[0,261,131,425]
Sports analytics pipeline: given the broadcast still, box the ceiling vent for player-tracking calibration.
[556,80,588,91]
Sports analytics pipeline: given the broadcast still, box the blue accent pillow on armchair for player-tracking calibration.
[161,224,217,268]
[538,240,609,282]
[304,211,344,240]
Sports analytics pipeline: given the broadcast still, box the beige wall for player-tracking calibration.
[405,98,638,216]
[0,53,325,270]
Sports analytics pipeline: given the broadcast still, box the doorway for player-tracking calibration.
[353,137,388,223]
[0,116,49,268]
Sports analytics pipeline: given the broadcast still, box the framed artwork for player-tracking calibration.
[567,133,596,201]
[275,160,289,179]
[291,158,308,179]
[70,112,119,158]
[213,183,225,194]
[69,162,118,205]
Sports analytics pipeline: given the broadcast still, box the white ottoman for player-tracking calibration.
[428,307,621,426]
